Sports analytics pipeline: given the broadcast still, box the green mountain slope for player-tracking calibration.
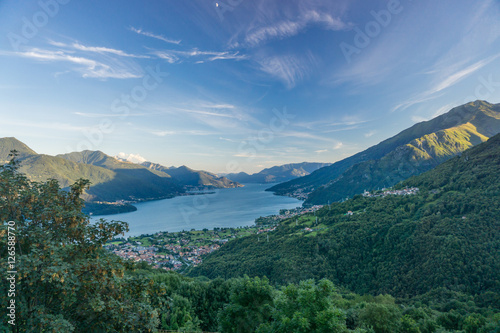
[0,140,184,207]
[142,162,241,189]
[305,122,491,205]
[0,139,116,199]
[0,137,37,161]
[18,154,115,193]
[56,151,183,201]
[268,101,500,200]
[225,162,331,184]
[190,134,500,299]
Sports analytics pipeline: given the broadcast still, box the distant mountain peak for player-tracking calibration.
[0,137,38,161]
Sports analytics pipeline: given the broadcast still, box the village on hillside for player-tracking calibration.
[105,187,420,270]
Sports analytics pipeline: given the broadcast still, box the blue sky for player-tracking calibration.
[1,0,499,173]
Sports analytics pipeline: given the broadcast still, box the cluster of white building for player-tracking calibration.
[363,187,419,198]
[106,241,222,270]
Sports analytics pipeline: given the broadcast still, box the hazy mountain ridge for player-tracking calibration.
[142,162,242,189]
[269,101,500,204]
[224,162,331,184]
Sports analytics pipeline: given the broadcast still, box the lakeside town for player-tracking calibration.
[105,187,420,270]
[105,226,276,271]
[105,203,325,270]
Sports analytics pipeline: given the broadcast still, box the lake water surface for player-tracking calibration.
[93,183,302,236]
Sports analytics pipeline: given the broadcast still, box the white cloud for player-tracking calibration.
[151,130,175,137]
[315,149,328,153]
[152,49,246,64]
[130,27,181,44]
[411,115,428,123]
[364,130,376,138]
[71,42,149,58]
[9,48,141,79]
[48,40,149,58]
[201,103,235,109]
[153,51,179,63]
[431,103,455,118]
[393,54,500,112]
[429,55,500,95]
[116,152,147,164]
[242,10,347,47]
[333,142,343,149]
[257,53,316,88]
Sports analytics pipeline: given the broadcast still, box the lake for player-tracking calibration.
[93,183,302,236]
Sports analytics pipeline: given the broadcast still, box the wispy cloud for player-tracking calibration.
[49,40,149,58]
[257,52,317,88]
[150,129,217,137]
[130,27,181,45]
[74,111,147,117]
[152,49,246,64]
[428,55,500,95]
[200,103,235,109]
[411,115,428,123]
[239,10,348,48]
[278,130,337,142]
[153,51,179,64]
[364,130,376,138]
[0,46,142,79]
[393,54,500,112]
[71,43,149,58]
[333,142,343,150]
[13,48,142,79]
[174,107,238,119]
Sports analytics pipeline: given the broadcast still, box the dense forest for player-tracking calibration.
[1,137,499,332]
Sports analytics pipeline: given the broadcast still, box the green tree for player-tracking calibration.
[0,154,161,332]
[218,276,274,333]
[259,279,347,333]
[358,302,402,333]
[463,313,486,333]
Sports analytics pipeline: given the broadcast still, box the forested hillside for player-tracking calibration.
[1,149,498,332]
[192,133,500,301]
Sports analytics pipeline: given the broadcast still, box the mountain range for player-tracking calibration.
[0,139,241,215]
[223,162,331,184]
[268,100,500,205]
[141,162,241,189]
[191,132,500,299]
